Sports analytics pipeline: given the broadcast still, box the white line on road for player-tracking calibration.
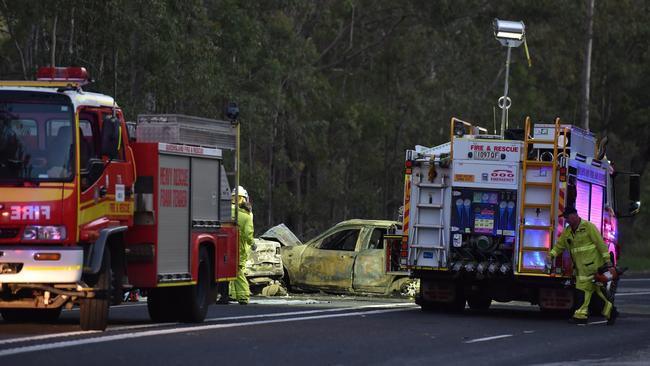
[616,291,650,297]
[0,303,414,346]
[204,302,414,322]
[586,320,607,325]
[64,303,148,312]
[619,278,650,282]
[0,324,162,346]
[464,334,513,344]
[0,307,416,357]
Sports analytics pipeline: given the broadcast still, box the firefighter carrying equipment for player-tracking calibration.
[594,264,619,284]
[549,219,614,322]
[229,203,254,304]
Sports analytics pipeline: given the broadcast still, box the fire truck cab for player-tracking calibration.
[0,67,238,330]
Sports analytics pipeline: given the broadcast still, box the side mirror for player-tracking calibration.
[615,171,642,217]
[101,115,120,159]
[126,121,137,143]
[629,174,641,215]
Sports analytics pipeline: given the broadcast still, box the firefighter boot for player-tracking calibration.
[593,286,615,324]
[571,288,592,325]
[607,307,619,325]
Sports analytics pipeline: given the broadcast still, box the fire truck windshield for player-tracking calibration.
[0,92,75,182]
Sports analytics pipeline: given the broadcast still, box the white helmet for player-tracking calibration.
[232,185,249,200]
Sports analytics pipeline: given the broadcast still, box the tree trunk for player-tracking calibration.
[51,13,57,67]
[0,0,28,79]
[580,0,595,130]
[68,6,75,59]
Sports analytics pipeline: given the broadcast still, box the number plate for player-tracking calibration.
[472,151,500,160]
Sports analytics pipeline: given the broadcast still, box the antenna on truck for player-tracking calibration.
[226,102,240,225]
[113,49,118,118]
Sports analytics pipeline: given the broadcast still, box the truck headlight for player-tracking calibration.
[22,226,67,240]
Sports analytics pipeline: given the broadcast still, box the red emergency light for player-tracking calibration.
[36,67,90,84]
[405,160,413,174]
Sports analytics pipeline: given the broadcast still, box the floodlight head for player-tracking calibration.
[493,18,525,47]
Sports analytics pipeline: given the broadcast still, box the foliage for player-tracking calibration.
[0,0,647,250]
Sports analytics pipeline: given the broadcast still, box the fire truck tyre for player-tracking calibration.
[147,288,179,322]
[444,285,466,313]
[467,292,492,311]
[419,301,443,312]
[79,248,111,331]
[1,308,62,323]
[179,247,211,323]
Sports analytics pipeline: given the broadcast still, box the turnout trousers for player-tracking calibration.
[573,281,613,320]
[229,265,250,304]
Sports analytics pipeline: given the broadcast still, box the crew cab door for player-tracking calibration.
[352,227,392,293]
[298,226,361,291]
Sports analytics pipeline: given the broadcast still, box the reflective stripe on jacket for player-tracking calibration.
[549,219,610,287]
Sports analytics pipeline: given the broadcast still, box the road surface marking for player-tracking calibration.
[0,303,413,346]
[64,303,147,312]
[249,299,327,305]
[464,334,513,344]
[0,331,101,346]
[619,279,650,282]
[205,302,413,322]
[0,307,417,357]
[587,320,607,325]
[616,291,650,297]
[0,323,168,346]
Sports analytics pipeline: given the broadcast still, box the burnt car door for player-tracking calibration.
[352,226,392,293]
[297,226,361,291]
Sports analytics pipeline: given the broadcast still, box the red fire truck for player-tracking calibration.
[0,67,238,330]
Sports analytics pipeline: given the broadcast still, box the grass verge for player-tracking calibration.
[618,255,650,274]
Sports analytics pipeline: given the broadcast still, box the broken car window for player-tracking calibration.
[318,229,360,251]
[367,228,386,250]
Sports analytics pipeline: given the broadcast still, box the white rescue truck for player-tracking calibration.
[399,117,641,312]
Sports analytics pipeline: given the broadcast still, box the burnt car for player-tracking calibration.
[281,219,417,296]
[245,224,301,287]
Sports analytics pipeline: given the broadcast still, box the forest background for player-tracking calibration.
[1,0,648,268]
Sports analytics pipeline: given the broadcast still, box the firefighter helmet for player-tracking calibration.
[232,186,249,200]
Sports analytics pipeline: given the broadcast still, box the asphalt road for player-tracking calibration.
[1,276,649,366]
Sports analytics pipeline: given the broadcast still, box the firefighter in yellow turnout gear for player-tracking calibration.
[229,186,254,305]
[547,207,618,325]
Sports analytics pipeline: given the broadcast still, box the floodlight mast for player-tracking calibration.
[493,18,525,138]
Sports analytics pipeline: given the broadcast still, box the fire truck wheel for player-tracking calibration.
[419,301,443,312]
[467,292,492,311]
[179,247,211,322]
[79,249,111,331]
[1,308,62,323]
[147,288,179,322]
[444,285,467,313]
